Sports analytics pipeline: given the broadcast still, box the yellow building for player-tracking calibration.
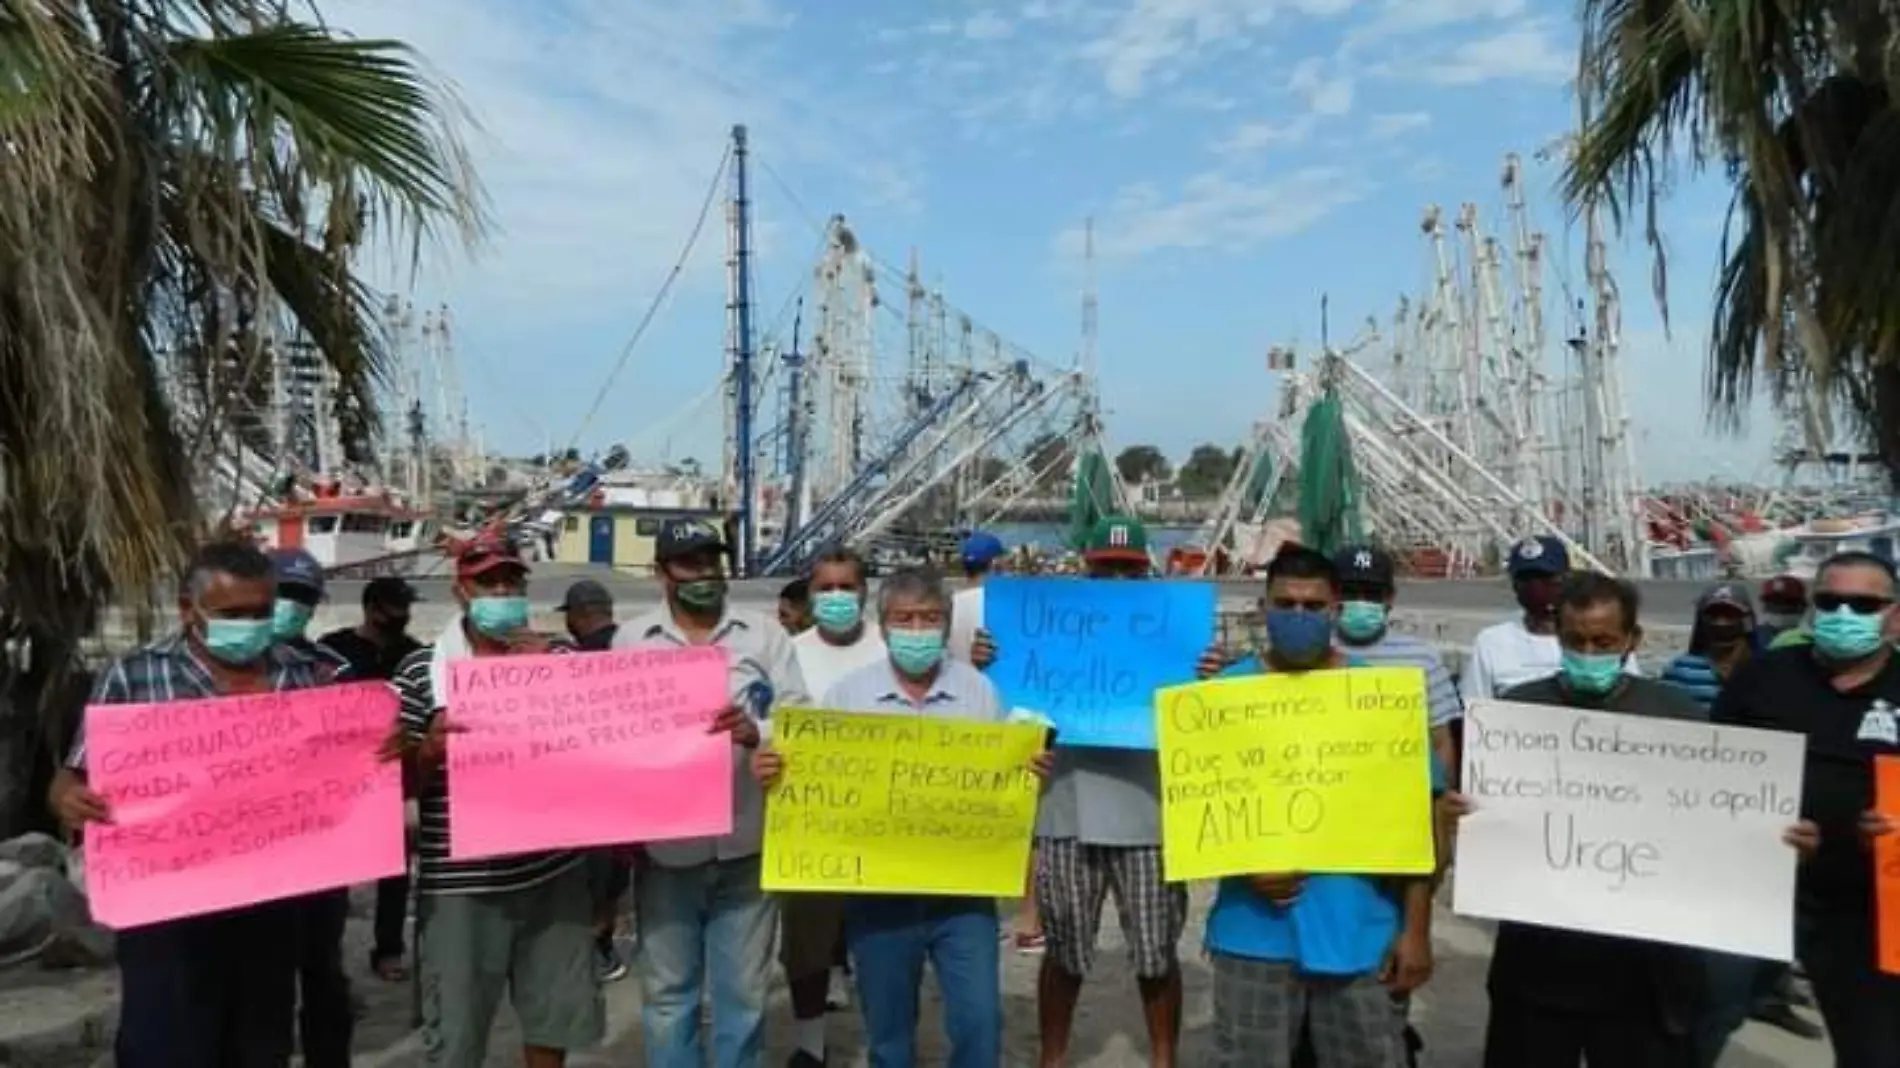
[551,505,729,572]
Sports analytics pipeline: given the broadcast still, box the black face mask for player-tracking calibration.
[375,613,411,637]
[575,625,617,652]
[1515,580,1558,618]
[1701,620,1748,646]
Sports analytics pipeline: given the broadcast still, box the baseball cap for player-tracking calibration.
[556,579,614,614]
[1334,545,1395,589]
[1696,580,1756,616]
[1760,574,1808,608]
[271,548,326,595]
[961,531,1005,568]
[1506,535,1569,577]
[655,518,726,563]
[455,535,528,580]
[1081,515,1149,562]
[362,577,419,608]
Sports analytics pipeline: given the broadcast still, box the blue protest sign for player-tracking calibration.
[984,577,1216,750]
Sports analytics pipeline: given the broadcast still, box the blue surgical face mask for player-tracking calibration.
[271,598,313,640]
[202,617,274,665]
[888,628,945,675]
[1265,609,1332,665]
[811,591,862,635]
[1561,650,1625,696]
[1336,600,1387,644]
[467,595,530,638]
[1813,606,1886,661]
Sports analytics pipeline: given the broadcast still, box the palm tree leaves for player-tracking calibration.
[0,0,485,788]
[1568,0,1900,475]
[166,23,485,254]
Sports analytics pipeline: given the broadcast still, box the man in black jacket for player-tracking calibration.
[557,579,632,982]
[1715,550,1900,1067]
[318,576,423,984]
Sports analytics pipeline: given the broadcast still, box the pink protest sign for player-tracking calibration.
[446,646,733,859]
[83,682,404,929]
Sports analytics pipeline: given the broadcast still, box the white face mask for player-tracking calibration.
[1762,611,1804,630]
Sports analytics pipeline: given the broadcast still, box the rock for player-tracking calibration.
[0,864,112,969]
[0,833,66,871]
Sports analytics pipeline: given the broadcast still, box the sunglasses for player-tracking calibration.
[1813,593,1894,615]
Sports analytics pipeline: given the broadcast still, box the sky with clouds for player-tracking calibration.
[322,0,1780,485]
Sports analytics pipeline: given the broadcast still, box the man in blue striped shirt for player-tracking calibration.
[1331,547,1463,781]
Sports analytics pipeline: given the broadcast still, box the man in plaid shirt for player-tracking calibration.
[48,540,335,1068]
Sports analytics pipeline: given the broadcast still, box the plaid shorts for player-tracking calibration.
[1213,953,1408,1068]
[1034,838,1188,979]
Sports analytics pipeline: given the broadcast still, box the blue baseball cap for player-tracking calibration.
[270,547,326,595]
[960,531,1005,568]
[1506,535,1569,577]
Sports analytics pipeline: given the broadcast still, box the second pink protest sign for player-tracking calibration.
[446,645,734,858]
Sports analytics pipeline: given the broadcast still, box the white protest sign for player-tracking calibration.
[1453,698,1806,960]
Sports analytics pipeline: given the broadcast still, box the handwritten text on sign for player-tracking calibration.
[762,708,1043,896]
[1453,699,1805,960]
[1155,668,1435,881]
[985,577,1214,749]
[83,683,404,929]
[447,647,733,859]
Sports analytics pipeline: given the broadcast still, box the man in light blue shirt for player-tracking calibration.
[753,567,1051,1068]
[1201,545,1444,1068]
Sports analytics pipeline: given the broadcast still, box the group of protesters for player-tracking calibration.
[41,511,1900,1067]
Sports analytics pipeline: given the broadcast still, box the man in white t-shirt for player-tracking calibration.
[1465,537,1646,707]
[782,548,884,1067]
[1464,536,1570,702]
[947,530,1005,663]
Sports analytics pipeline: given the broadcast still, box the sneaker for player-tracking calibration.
[786,1051,826,1068]
[1749,1002,1824,1040]
[595,941,629,983]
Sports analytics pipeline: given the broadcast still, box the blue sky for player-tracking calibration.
[325,0,1779,485]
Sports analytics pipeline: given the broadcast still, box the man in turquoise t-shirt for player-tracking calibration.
[1197,544,1445,1068]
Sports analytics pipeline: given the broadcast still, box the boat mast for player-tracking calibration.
[723,123,758,574]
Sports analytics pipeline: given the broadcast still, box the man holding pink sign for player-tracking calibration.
[48,540,373,1068]
[390,536,604,1068]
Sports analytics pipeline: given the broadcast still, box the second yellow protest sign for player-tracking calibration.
[763,708,1044,896]
[1156,667,1435,882]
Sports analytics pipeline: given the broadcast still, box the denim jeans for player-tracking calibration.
[844,896,1001,1068]
[637,855,777,1068]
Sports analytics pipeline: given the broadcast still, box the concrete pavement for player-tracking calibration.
[336,886,1824,1067]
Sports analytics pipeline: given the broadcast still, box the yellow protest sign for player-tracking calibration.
[762,708,1044,896]
[1156,667,1435,881]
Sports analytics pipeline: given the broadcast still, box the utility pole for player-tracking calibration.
[725,124,758,575]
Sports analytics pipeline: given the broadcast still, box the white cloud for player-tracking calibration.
[1355,0,1525,38]
[1081,0,1287,99]
[1417,20,1573,85]
[1215,117,1316,155]
[1056,166,1370,261]
[963,10,1014,40]
[318,0,915,312]
[1369,111,1432,139]
[1288,57,1353,116]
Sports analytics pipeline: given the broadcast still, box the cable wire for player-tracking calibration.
[566,145,732,452]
